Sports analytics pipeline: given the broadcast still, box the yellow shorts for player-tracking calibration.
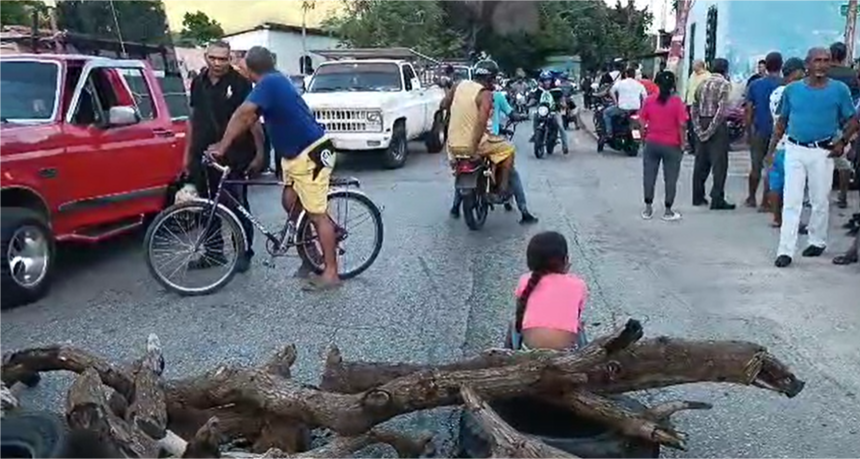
[447,135,515,164]
[282,137,335,214]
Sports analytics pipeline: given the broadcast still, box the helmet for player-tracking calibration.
[473,59,500,79]
[539,70,553,82]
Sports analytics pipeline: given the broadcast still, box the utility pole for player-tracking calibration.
[301,0,316,73]
[666,0,695,74]
[845,0,858,62]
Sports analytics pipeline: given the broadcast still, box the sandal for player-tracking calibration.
[833,253,859,265]
[302,274,342,292]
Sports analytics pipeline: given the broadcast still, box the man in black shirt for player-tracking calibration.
[827,41,859,209]
[185,40,264,272]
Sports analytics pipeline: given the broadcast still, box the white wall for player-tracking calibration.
[268,31,339,76]
[223,29,339,76]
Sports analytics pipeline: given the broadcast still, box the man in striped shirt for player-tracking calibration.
[691,58,736,210]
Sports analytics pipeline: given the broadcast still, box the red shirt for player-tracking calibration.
[638,94,688,147]
[639,79,659,96]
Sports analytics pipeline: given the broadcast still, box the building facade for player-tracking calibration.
[222,22,340,76]
[684,1,857,88]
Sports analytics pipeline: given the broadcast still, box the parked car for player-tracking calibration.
[302,48,446,169]
[0,54,185,308]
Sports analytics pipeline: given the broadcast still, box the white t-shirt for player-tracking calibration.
[769,85,786,149]
[611,78,647,110]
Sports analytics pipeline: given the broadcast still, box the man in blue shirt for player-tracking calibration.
[768,47,859,268]
[745,52,783,210]
[213,46,340,289]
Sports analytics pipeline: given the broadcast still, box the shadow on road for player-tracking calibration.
[51,230,144,291]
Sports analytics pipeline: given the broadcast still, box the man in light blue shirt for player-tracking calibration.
[769,47,859,268]
[450,90,537,224]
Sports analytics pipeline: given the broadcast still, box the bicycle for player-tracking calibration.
[143,155,384,296]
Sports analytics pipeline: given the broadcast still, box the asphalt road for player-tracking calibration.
[3,121,860,457]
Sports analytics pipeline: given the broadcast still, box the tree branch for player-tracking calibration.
[645,400,713,422]
[127,334,167,439]
[460,385,578,458]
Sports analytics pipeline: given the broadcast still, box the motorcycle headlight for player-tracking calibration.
[366,111,383,132]
[516,93,525,101]
[537,106,550,117]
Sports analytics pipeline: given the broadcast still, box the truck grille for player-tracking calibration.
[314,109,370,132]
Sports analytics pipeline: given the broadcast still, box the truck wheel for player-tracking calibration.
[425,111,445,154]
[383,122,408,169]
[1,208,54,309]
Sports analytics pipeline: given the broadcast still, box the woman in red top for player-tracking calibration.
[638,71,688,221]
[639,73,659,96]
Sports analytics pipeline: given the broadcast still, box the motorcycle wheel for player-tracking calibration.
[533,130,545,159]
[462,192,488,231]
[625,141,640,157]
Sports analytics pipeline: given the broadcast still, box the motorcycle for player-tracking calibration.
[533,102,561,159]
[593,99,641,156]
[560,95,581,131]
[453,117,525,231]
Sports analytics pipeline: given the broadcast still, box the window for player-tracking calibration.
[0,61,60,121]
[156,73,190,120]
[118,68,157,120]
[308,63,402,93]
[71,68,125,126]
[402,65,416,91]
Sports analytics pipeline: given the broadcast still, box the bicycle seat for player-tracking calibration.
[330,176,360,188]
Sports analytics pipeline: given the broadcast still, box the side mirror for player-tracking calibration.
[108,106,139,127]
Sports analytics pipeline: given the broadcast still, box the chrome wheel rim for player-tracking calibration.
[7,225,49,288]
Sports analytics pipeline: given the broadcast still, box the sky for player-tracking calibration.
[162,0,672,35]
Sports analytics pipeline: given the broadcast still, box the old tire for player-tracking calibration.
[383,122,408,169]
[458,395,661,458]
[1,208,54,310]
[1,411,68,458]
[425,111,445,154]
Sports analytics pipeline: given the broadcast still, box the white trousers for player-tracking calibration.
[777,143,834,257]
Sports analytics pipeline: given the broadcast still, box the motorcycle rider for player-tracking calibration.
[530,70,569,154]
[602,68,647,140]
[443,59,515,202]
[558,73,582,131]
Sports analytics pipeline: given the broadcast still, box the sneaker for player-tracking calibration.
[710,200,737,210]
[801,245,825,257]
[519,212,539,225]
[235,252,253,273]
[450,206,460,219]
[661,210,682,221]
[641,205,654,220]
[774,255,792,268]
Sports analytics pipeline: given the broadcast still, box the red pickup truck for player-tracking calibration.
[1,54,186,308]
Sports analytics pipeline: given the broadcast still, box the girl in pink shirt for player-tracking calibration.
[509,231,588,350]
[638,71,688,221]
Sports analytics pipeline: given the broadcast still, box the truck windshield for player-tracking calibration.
[0,61,59,122]
[308,63,401,93]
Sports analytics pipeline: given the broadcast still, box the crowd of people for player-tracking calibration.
[634,43,859,269]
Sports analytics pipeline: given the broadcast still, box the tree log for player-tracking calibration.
[65,368,158,458]
[460,385,577,458]
[184,416,222,458]
[127,334,168,439]
[644,400,713,422]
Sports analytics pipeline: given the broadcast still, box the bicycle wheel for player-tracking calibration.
[144,201,247,296]
[296,190,383,280]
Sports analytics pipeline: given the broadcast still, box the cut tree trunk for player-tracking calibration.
[1,319,806,458]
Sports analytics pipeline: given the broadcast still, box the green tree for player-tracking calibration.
[56,0,170,45]
[179,11,224,46]
[1,0,47,27]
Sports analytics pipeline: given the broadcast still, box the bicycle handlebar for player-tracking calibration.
[202,152,230,173]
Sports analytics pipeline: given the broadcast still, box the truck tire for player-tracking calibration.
[1,411,68,458]
[458,395,661,458]
[383,122,408,169]
[1,208,54,310]
[425,111,445,154]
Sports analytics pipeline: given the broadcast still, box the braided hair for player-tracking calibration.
[515,231,569,333]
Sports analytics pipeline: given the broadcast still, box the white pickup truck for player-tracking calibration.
[303,48,446,169]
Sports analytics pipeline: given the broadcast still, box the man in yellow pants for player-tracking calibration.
[443,59,515,202]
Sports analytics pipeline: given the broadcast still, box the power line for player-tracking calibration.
[108,0,126,57]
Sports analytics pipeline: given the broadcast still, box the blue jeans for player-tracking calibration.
[602,105,623,137]
[533,113,568,152]
[452,167,528,213]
